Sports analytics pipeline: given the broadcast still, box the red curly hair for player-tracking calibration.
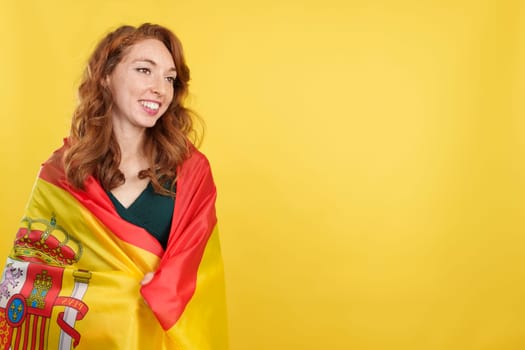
[64,23,197,196]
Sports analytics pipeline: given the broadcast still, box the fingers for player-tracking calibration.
[140,272,154,286]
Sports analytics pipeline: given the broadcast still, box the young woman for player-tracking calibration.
[0,23,227,349]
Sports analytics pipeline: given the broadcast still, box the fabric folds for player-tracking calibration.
[0,142,228,349]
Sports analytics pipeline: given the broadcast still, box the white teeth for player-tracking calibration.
[141,101,160,110]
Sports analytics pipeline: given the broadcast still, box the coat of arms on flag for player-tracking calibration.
[0,216,91,350]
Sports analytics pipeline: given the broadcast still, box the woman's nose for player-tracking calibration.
[151,75,166,96]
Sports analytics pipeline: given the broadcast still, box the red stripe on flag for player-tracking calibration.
[14,326,21,349]
[39,317,46,350]
[22,317,30,350]
[141,149,218,329]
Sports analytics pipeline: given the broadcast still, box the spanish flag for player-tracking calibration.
[0,141,228,349]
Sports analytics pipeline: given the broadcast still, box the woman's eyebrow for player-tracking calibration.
[132,58,176,72]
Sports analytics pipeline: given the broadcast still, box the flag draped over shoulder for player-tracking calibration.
[0,141,228,350]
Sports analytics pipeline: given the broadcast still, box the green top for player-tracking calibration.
[107,182,175,249]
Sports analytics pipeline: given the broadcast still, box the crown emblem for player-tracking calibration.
[11,215,83,267]
[27,270,53,309]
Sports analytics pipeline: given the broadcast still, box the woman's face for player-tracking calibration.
[106,38,176,131]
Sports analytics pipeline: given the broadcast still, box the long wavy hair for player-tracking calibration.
[64,23,197,197]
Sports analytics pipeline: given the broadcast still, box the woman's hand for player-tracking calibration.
[140,272,155,286]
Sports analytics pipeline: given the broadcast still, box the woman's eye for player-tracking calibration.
[165,76,176,83]
[136,67,151,74]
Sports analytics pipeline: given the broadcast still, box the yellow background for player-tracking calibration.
[1,1,525,349]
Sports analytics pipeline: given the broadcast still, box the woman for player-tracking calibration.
[0,23,227,349]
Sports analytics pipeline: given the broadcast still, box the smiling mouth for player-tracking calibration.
[140,101,160,111]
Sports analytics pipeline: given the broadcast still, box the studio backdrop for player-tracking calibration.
[1,1,524,349]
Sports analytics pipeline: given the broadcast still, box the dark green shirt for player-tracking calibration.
[107,182,175,249]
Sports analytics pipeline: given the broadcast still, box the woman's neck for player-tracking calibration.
[113,123,145,155]
[113,125,149,178]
